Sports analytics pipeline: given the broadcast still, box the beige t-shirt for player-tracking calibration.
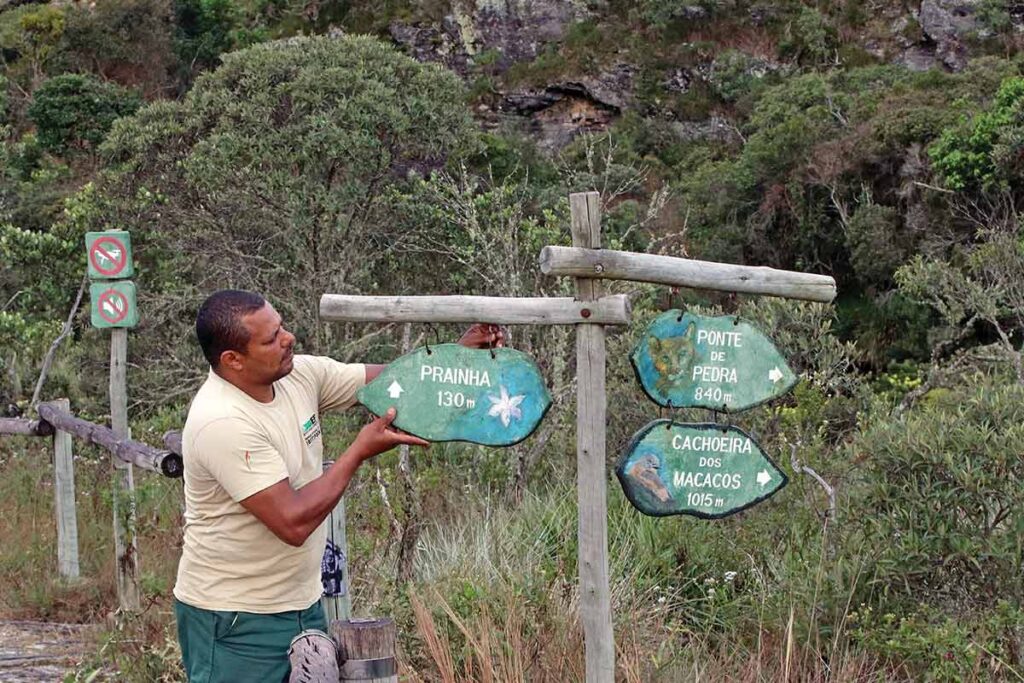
[173,355,365,613]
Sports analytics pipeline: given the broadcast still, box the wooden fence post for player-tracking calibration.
[51,398,80,580]
[321,482,352,623]
[570,191,615,681]
[110,327,140,611]
[331,618,398,683]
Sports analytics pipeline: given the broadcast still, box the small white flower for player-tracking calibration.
[724,571,737,582]
[657,596,666,604]
[487,385,525,427]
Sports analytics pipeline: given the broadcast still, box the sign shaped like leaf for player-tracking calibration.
[632,310,797,412]
[616,421,787,518]
[358,343,551,446]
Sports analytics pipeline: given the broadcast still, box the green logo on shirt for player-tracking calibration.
[302,414,321,445]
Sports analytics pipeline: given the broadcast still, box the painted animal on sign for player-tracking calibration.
[627,454,673,503]
[648,321,697,396]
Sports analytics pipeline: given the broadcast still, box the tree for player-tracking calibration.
[28,74,141,155]
[86,34,475,406]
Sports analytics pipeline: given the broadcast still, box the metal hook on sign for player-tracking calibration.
[424,323,441,355]
[671,287,683,322]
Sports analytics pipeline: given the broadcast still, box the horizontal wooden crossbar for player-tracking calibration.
[0,417,53,437]
[539,246,837,303]
[34,403,183,478]
[319,294,631,325]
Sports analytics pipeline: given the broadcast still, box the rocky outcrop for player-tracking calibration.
[917,0,980,71]
[390,0,589,74]
[500,82,619,150]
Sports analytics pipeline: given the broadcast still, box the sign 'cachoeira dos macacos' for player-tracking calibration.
[357,343,551,446]
[616,421,787,518]
[631,310,797,413]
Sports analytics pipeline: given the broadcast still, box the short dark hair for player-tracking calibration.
[196,290,266,367]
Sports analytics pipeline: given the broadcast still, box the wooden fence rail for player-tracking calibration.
[0,417,53,437]
[0,405,183,478]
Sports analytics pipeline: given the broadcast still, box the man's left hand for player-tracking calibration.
[457,323,506,349]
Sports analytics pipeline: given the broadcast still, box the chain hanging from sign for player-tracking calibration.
[358,343,551,446]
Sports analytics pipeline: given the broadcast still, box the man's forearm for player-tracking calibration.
[278,445,367,545]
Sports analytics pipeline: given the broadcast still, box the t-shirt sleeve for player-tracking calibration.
[305,356,366,413]
[190,418,289,502]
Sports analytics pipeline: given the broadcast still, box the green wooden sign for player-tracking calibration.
[90,281,139,328]
[632,310,797,412]
[358,343,551,446]
[85,231,133,280]
[616,420,787,518]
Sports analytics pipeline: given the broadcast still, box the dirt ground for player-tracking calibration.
[0,620,98,682]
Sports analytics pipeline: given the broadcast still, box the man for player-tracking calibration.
[173,290,502,682]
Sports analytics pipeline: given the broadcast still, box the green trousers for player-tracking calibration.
[174,598,326,683]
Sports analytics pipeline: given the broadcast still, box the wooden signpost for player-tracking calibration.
[85,229,141,612]
[538,197,836,681]
[358,344,551,445]
[317,191,834,682]
[632,310,797,412]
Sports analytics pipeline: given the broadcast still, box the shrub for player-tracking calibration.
[850,373,1024,609]
[929,76,1024,192]
[27,74,141,155]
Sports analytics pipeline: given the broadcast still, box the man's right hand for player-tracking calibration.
[351,407,429,461]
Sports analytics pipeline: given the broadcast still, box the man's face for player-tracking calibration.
[237,303,296,384]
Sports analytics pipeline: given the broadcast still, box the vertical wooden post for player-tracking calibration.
[331,618,398,682]
[570,191,614,681]
[52,398,80,580]
[110,327,140,611]
[322,486,352,622]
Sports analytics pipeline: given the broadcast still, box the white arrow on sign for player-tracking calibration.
[756,470,772,486]
[768,367,784,384]
[387,380,404,399]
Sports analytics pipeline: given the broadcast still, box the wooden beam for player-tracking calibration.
[539,246,837,303]
[36,403,183,478]
[319,294,631,326]
[570,192,615,683]
[52,398,80,580]
[0,417,53,437]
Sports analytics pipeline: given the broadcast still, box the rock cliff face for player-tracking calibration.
[387,0,1016,150]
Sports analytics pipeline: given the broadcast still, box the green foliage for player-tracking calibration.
[58,0,177,90]
[28,74,141,155]
[846,202,905,288]
[929,76,1024,192]
[848,602,1023,680]
[779,7,838,66]
[174,0,266,74]
[707,50,775,104]
[0,5,66,66]
[852,374,1024,608]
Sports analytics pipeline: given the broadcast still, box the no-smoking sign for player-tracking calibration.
[85,231,134,279]
[90,282,138,329]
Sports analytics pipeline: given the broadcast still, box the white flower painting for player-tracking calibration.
[487,385,525,427]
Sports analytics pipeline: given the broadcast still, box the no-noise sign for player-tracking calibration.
[86,231,134,279]
[90,281,139,328]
